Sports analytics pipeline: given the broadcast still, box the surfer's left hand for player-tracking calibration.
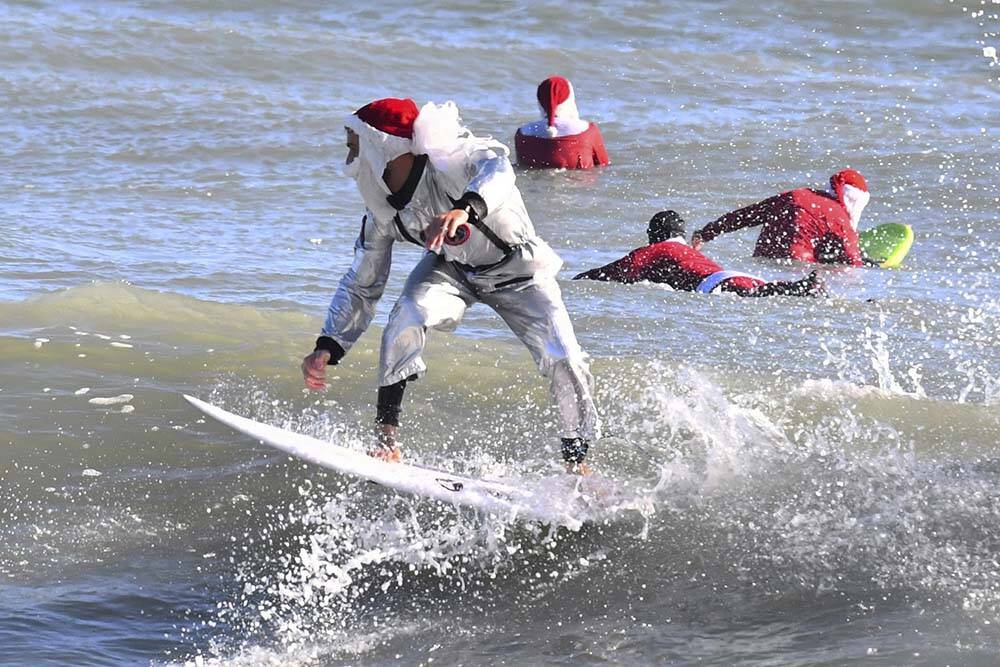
[425,208,469,252]
[566,461,592,476]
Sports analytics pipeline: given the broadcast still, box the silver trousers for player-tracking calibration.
[379,253,601,442]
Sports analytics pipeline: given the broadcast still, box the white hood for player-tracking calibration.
[343,113,413,223]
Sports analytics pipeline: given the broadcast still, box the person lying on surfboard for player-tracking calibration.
[300,97,601,474]
[691,169,878,267]
[573,210,826,297]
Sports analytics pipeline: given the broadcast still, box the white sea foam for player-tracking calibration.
[792,378,896,401]
[88,394,134,406]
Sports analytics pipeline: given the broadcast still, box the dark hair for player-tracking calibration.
[647,210,686,244]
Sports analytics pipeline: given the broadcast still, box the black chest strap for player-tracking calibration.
[467,214,513,255]
[393,214,423,247]
[448,195,513,254]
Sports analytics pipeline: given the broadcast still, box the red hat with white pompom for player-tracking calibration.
[536,76,581,136]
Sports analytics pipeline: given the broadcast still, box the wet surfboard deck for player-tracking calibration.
[184,394,613,527]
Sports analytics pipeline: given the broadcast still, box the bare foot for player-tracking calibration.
[565,461,592,476]
[369,423,402,462]
[368,445,402,462]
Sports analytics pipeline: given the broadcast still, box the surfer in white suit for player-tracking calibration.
[301,97,601,474]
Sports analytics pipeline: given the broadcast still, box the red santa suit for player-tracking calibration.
[515,76,609,170]
[696,170,871,266]
[574,237,767,295]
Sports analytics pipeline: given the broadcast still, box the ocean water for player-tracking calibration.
[2,0,999,664]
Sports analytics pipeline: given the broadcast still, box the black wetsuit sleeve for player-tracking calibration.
[573,254,635,282]
[699,195,784,242]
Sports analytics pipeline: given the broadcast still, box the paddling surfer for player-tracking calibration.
[301,98,600,474]
[574,211,826,297]
[691,169,876,267]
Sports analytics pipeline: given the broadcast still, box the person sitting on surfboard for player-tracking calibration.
[514,76,609,170]
[691,169,875,267]
[574,210,825,297]
[300,97,600,474]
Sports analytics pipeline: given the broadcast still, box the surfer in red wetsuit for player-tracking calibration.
[515,76,609,170]
[691,169,874,267]
[574,211,824,297]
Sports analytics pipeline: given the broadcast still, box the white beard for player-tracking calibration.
[841,184,870,230]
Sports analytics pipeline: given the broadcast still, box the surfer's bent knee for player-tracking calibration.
[385,296,426,335]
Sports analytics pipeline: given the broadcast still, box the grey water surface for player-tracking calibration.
[1,1,999,665]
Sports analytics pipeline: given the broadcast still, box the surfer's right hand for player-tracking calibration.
[301,350,331,390]
[690,231,704,250]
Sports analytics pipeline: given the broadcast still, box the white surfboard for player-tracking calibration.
[183,395,592,526]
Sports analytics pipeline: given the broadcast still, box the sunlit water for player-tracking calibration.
[1,1,999,665]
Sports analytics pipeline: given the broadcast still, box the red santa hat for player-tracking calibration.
[830,169,867,201]
[353,97,420,139]
[536,76,581,135]
[830,168,870,229]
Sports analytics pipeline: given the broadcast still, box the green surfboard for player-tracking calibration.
[860,223,914,268]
